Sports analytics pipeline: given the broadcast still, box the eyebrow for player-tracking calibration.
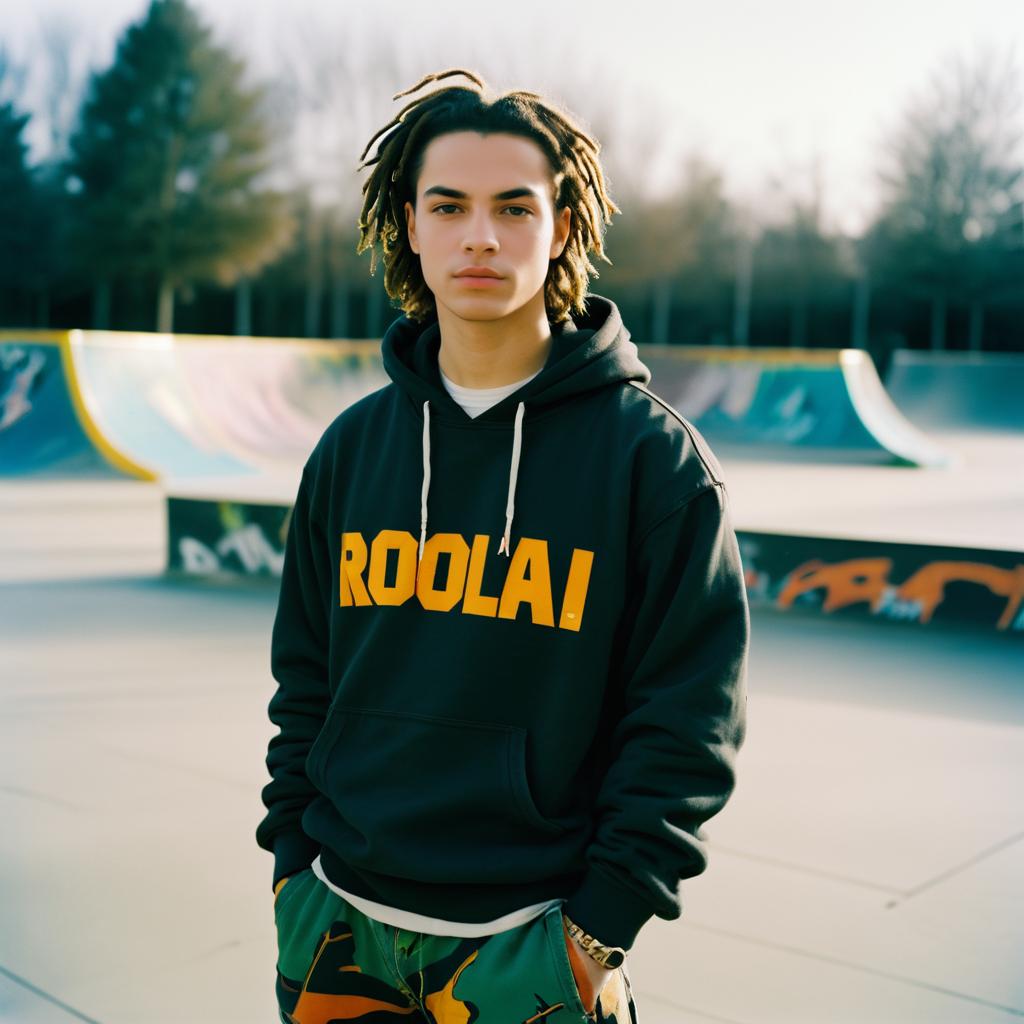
[422,186,543,202]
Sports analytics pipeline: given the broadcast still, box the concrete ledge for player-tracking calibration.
[166,495,1023,635]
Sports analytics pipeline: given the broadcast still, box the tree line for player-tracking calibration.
[1,0,1022,362]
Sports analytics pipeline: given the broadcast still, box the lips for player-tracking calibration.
[455,268,503,279]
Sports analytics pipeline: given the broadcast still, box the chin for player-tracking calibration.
[441,293,518,321]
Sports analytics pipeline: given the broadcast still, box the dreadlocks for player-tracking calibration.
[356,67,620,323]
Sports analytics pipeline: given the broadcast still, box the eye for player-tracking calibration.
[504,206,532,217]
[432,204,460,214]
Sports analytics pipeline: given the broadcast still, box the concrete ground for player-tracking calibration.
[0,489,1021,1023]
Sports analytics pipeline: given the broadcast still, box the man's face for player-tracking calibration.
[404,131,571,322]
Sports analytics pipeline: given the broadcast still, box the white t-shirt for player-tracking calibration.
[439,364,542,417]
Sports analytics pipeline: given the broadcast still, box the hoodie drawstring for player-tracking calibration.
[419,399,431,566]
[497,401,525,557]
[417,399,526,580]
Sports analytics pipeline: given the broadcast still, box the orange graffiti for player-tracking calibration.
[896,561,1024,629]
[777,558,891,613]
[776,556,1024,630]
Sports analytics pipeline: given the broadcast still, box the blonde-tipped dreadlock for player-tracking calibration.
[356,68,620,323]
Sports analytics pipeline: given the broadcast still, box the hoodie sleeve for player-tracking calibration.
[254,456,332,892]
[563,482,750,951]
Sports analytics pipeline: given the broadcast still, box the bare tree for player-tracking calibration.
[755,151,847,347]
[34,13,97,162]
[867,44,1024,350]
[0,46,29,110]
[261,10,406,337]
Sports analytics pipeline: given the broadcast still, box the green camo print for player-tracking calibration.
[274,867,638,1023]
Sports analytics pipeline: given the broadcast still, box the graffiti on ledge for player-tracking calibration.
[167,499,1023,633]
[739,532,1024,632]
[169,499,289,577]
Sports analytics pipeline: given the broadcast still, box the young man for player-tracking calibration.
[256,68,749,1023]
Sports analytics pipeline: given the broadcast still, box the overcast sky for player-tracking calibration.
[3,0,1022,236]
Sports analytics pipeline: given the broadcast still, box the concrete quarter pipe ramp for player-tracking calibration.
[0,334,152,479]
[0,330,388,482]
[641,346,952,467]
[168,335,387,471]
[4,331,956,480]
[4,330,1018,632]
[884,350,1024,433]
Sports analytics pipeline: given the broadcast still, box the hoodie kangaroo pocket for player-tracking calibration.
[307,706,568,883]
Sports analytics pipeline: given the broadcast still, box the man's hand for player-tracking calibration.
[562,919,615,1015]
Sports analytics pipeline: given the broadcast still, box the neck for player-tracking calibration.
[436,289,553,388]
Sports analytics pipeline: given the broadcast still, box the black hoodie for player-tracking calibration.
[255,293,749,952]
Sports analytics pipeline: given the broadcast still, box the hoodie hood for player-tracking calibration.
[380,294,652,564]
[381,293,651,425]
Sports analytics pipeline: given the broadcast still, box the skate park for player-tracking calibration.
[1,328,1021,1023]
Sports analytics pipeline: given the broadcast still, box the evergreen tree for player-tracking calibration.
[66,0,294,332]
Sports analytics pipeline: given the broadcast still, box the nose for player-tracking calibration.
[461,209,499,254]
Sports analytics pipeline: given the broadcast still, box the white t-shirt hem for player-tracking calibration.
[310,853,563,936]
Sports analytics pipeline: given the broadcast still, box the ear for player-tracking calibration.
[550,206,571,260]
[405,200,419,254]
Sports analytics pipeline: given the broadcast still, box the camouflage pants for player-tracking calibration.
[274,867,639,1023]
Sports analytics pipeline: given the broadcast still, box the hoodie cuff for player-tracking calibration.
[563,866,655,952]
[272,832,321,893]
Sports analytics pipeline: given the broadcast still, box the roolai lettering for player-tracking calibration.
[340,530,594,632]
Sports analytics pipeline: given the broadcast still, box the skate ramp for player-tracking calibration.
[884,350,1024,433]
[171,335,386,470]
[72,330,259,479]
[0,333,152,479]
[0,330,387,482]
[641,346,952,467]
[3,330,953,481]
